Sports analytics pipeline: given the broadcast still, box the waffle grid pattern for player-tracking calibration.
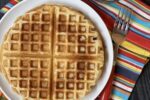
[1,5,104,100]
[2,5,53,100]
[54,6,103,57]
[52,6,104,100]
[53,59,103,100]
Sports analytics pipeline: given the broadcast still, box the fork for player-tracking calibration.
[98,8,132,100]
[112,8,149,60]
[112,8,132,62]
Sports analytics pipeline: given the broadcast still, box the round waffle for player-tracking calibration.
[0,5,104,100]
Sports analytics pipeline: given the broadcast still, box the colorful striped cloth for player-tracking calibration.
[0,0,150,100]
[0,0,21,14]
[83,0,150,99]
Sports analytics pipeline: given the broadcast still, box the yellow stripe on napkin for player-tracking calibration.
[121,41,150,57]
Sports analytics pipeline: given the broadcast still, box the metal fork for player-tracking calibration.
[112,8,149,60]
[112,8,132,63]
[99,8,132,100]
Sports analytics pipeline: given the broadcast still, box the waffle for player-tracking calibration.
[0,5,104,100]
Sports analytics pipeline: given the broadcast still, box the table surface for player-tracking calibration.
[0,0,150,100]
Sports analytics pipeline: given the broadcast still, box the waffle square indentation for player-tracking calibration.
[23,14,30,21]
[21,43,29,51]
[10,59,18,67]
[58,35,66,42]
[68,35,76,43]
[11,80,17,87]
[77,62,85,70]
[98,63,103,70]
[20,60,28,68]
[78,46,86,53]
[40,91,48,98]
[31,34,39,41]
[10,70,18,77]
[30,90,37,98]
[77,82,84,90]
[98,47,103,54]
[20,90,27,97]
[67,92,74,99]
[57,61,65,69]
[56,92,64,99]
[88,46,96,53]
[58,24,66,32]
[20,80,28,88]
[11,43,19,50]
[32,24,40,31]
[88,62,95,70]
[57,72,64,79]
[69,15,76,22]
[88,36,96,43]
[31,60,38,68]
[59,14,66,22]
[42,34,50,42]
[41,71,48,78]
[41,60,49,68]
[42,24,50,32]
[67,72,75,79]
[31,70,38,78]
[87,73,95,80]
[78,35,86,43]
[41,44,50,51]
[67,62,75,69]
[57,82,64,89]
[68,45,75,53]
[31,44,39,51]
[79,25,86,33]
[11,33,19,41]
[21,34,29,41]
[20,70,28,78]
[89,26,96,32]
[30,80,38,88]
[57,45,66,52]
[32,13,40,21]
[68,25,76,33]
[42,14,51,21]
[13,24,20,30]
[22,23,30,31]
[77,72,85,80]
[40,81,48,88]
[67,82,74,89]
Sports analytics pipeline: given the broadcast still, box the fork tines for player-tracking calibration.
[113,7,132,35]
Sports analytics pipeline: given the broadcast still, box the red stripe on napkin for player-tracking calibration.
[119,48,146,63]
[82,0,114,31]
[126,31,150,51]
[10,0,18,5]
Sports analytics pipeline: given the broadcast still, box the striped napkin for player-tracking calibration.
[0,0,150,100]
[83,0,150,99]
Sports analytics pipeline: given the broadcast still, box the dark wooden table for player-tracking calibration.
[0,0,150,100]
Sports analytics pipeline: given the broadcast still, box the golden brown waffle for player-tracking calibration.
[1,5,104,100]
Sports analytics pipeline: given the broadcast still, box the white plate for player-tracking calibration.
[0,0,113,100]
